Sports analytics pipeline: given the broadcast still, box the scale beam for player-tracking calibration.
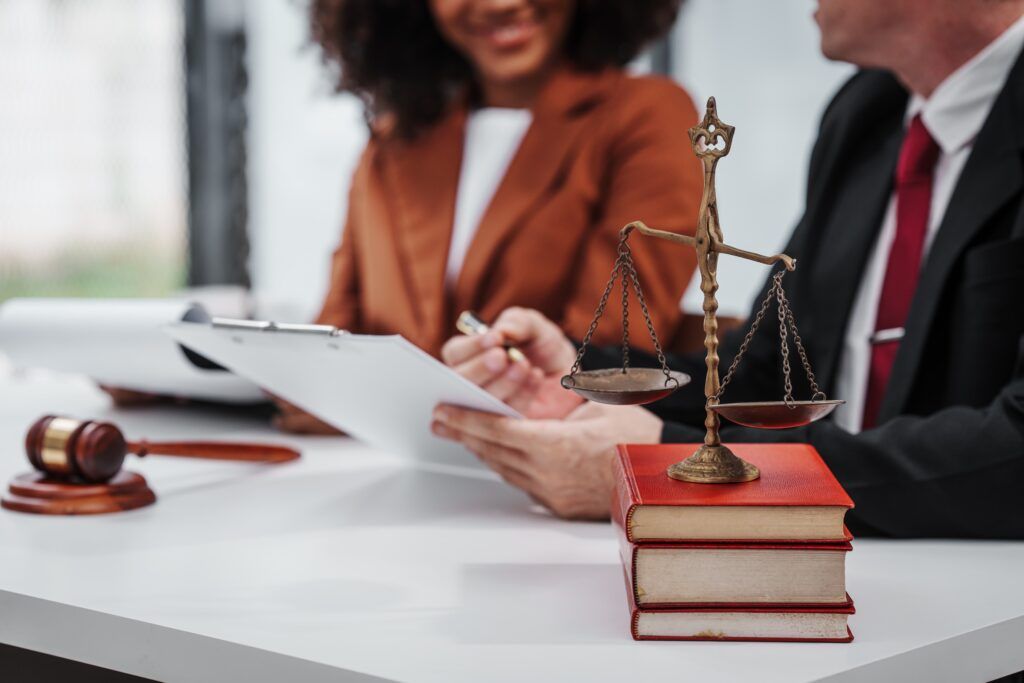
[715,243,795,271]
[621,221,795,271]
[621,221,696,247]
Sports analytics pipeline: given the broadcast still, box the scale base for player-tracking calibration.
[666,444,760,484]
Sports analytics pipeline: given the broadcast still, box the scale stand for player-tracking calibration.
[561,97,843,484]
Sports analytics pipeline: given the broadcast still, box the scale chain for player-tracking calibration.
[780,286,826,401]
[620,254,631,372]
[715,269,829,406]
[776,275,795,406]
[713,271,782,402]
[624,252,676,387]
[567,253,624,379]
[567,232,675,387]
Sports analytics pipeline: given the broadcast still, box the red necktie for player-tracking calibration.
[862,115,940,429]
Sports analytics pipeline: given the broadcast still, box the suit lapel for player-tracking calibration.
[453,69,618,311]
[880,72,1024,419]
[814,127,904,389]
[381,108,466,338]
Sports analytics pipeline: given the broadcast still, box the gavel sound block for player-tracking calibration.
[2,415,301,516]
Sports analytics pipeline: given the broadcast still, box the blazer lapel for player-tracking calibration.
[452,69,619,311]
[380,109,466,338]
[879,63,1024,420]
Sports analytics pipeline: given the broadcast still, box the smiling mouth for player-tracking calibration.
[480,19,539,50]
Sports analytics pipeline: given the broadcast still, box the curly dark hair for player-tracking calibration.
[311,0,682,139]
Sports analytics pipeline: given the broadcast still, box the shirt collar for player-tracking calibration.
[907,14,1024,154]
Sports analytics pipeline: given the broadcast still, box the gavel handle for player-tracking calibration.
[127,440,300,463]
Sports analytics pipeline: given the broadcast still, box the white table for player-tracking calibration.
[1,369,1023,683]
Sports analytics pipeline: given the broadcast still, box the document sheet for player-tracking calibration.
[166,321,521,468]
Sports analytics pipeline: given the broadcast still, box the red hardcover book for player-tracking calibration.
[618,534,853,608]
[624,570,855,642]
[612,443,854,543]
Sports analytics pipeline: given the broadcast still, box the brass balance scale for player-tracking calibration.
[561,97,843,485]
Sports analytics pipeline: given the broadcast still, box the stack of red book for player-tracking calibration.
[613,443,855,642]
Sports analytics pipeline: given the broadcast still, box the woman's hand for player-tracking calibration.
[441,307,583,419]
[431,400,663,520]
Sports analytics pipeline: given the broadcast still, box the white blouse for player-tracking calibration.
[445,107,533,290]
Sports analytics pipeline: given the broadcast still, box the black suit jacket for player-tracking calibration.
[585,59,1024,538]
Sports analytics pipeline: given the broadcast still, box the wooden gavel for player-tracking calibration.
[25,415,301,483]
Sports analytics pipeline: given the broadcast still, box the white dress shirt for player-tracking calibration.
[833,15,1024,433]
[445,108,532,290]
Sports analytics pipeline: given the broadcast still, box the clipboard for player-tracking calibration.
[165,319,522,469]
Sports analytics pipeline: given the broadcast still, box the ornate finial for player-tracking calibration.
[688,96,735,162]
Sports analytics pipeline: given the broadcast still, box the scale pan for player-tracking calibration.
[560,368,690,406]
[712,400,844,429]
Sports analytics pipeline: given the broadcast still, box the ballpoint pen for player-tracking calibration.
[455,311,528,364]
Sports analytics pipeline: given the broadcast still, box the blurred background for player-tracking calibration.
[0,0,851,321]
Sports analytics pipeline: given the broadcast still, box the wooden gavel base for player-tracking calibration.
[1,471,156,515]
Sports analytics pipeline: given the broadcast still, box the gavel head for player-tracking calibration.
[25,416,127,483]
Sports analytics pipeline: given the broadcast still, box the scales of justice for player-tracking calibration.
[562,97,843,484]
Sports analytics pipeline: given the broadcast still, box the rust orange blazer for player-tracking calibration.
[316,67,703,358]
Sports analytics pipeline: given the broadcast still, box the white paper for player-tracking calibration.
[0,299,264,403]
[165,321,522,468]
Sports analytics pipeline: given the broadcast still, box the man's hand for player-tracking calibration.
[431,401,662,519]
[441,307,583,419]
